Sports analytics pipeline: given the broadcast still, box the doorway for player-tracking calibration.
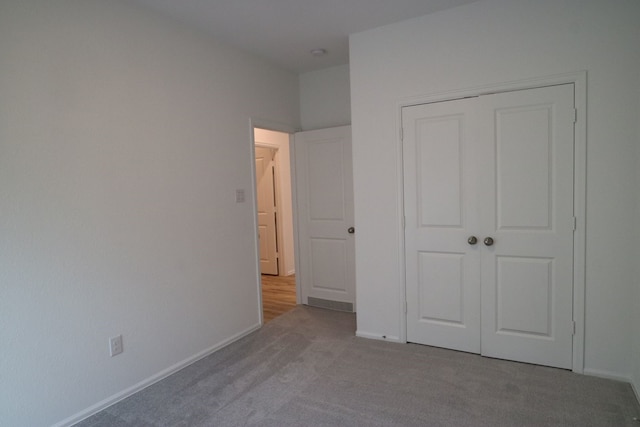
[253,127,297,322]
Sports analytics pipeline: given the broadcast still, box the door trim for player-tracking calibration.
[396,71,587,373]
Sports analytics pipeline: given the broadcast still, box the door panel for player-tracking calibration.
[404,84,575,369]
[307,142,345,220]
[256,147,278,275]
[495,256,553,337]
[295,126,355,309]
[416,115,465,227]
[310,238,348,293]
[495,106,553,229]
[417,251,465,325]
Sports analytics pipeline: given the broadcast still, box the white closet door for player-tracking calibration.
[478,84,575,369]
[404,84,575,369]
[403,98,481,353]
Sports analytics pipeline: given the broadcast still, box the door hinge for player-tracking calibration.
[402,215,406,229]
[573,108,578,124]
[572,321,576,335]
[400,127,403,141]
[404,301,408,314]
[573,216,577,231]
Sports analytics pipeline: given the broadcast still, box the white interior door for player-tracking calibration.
[477,85,575,368]
[294,126,355,311]
[403,97,482,353]
[404,84,575,369]
[256,146,278,275]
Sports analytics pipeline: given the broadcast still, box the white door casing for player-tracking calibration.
[404,84,575,369]
[256,146,278,275]
[294,126,356,309]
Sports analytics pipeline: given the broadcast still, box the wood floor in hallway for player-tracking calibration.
[261,274,297,322]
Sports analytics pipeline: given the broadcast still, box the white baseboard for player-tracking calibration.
[355,330,402,343]
[632,378,640,407]
[54,323,262,427]
[582,368,633,384]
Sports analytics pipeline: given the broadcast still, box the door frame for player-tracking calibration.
[396,71,587,373]
[249,119,302,326]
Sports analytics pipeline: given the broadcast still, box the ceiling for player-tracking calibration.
[131,0,480,73]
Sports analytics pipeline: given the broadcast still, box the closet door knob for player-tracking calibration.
[484,237,494,246]
[467,236,478,245]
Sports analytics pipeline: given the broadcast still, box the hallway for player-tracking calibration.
[261,274,297,322]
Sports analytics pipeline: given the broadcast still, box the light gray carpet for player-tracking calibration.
[77,306,640,427]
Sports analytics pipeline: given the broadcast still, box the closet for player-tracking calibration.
[403,84,575,369]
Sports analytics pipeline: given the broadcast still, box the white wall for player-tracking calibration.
[254,128,296,276]
[299,64,351,130]
[350,0,640,382]
[0,1,299,426]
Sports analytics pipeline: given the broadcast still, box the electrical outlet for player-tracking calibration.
[109,335,123,357]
